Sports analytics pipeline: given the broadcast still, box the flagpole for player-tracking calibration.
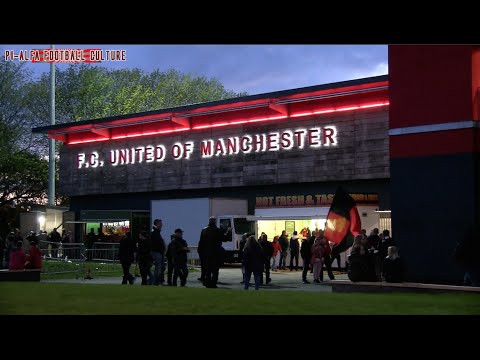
[48,44,55,206]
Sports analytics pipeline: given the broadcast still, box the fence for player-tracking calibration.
[39,241,85,278]
[38,241,199,278]
[187,246,200,267]
[39,241,122,278]
[83,243,122,277]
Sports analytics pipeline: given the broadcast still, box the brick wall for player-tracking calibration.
[59,107,389,196]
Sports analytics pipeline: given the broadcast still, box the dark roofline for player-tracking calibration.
[32,74,388,133]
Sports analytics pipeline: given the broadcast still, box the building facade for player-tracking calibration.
[35,75,391,268]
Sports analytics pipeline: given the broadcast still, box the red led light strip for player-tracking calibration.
[66,101,389,145]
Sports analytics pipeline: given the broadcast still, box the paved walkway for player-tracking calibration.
[43,266,350,292]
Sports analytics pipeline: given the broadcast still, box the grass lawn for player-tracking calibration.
[41,261,123,280]
[40,262,198,280]
[1,282,479,315]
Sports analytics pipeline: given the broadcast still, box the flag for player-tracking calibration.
[324,187,361,256]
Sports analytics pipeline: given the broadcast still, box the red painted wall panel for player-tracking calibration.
[472,47,480,120]
[390,128,479,158]
[389,45,476,129]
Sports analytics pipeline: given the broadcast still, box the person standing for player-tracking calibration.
[48,228,61,258]
[242,235,264,290]
[119,231,137,285]
[258,233,273,285]
[271,236,281,271]
[310,238,324,283]
[198,217,225,288]
[239,233,248,284]
[150,219,166,286]
[301,235,314,284]
[289,231,300,271]
[25,238,42,269]
[377,229,395,278]
[171,228,190,287]
[320,237,335,281]
[278,230,289,270]
[137,231,153,285]
[85,228,96,261]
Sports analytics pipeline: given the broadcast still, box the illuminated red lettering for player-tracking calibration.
[281,132,292,148]
[240,136,252,152]
[308,128,320,146]
[253,134,264,152]
[201,140,213,157]
[293,130,306,148]
[227,138,237,154]
[323,127,336,145]
[267,133,279,151]
[214,139,226,156]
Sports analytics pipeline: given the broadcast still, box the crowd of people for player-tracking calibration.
[0,228,42,270]
[0,220,414,288]
[85,220,405,288]
[118,220,192,287]
[235,226,404,289]
[346,228,402,283]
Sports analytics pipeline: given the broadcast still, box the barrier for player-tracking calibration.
[187,246,200,267]
[38,241,85,279]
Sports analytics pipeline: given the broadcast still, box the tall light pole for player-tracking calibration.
[48,44,55,206]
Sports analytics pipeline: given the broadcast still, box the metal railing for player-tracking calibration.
[37,241,200,278]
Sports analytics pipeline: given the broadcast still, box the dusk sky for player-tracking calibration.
[1,45,388,95]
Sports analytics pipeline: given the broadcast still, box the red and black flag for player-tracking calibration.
[324,187,361,256]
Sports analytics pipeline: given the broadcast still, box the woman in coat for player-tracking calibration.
[242,235,264,290]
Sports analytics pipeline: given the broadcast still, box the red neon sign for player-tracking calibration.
[66,101,389,145]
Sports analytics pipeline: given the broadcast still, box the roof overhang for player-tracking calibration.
[33,75,389,146]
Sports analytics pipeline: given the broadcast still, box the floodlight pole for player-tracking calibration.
[48,44,55,206]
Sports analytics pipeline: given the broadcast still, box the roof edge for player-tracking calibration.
[32,74,388,133]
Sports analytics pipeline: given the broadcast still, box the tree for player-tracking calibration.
[0,120,49,208]
[28,65,247,130]
[0,57,247,207]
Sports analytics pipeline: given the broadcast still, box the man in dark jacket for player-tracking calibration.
[198,217,226,288]
[258,233,274,284]
[49,227,61,258]
[278,230,289,270]
[119,231,137,284]
[301,235,314,283]
[289,231,300,271]
[137,231,152,285]
[171,228,190,286]
[150,219,166,285]
[239,233,248,284]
